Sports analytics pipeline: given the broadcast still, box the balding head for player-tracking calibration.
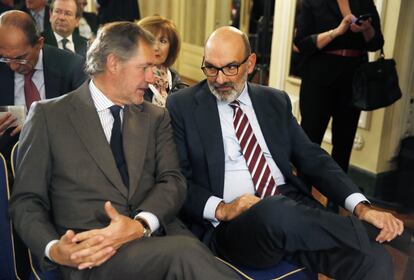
[205,26,251,58]
[202,26,256,103]
[0,10,40,46]
[0,10,44,74]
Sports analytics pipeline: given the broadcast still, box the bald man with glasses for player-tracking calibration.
[0,10,85,157]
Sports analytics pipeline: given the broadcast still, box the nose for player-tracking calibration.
[215,69,227,84]
[8,61,20,72]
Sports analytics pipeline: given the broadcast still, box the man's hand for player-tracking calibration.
[49,230,114,269]
[0,112,17,135]
[70,201,144,269]
[215,194,260,222]
[355,202,404,243]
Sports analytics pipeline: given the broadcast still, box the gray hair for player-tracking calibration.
[85,21,154,76]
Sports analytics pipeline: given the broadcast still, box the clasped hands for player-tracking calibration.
[0,112,21,136]
[49,201,145,270]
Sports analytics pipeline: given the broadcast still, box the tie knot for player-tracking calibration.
[24,69,36,80]
[109,105,122,119]
[229,100,241,110]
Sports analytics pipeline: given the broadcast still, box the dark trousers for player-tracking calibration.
[299,66,361,172]
[60,225,239,280]
[210,193,393,280]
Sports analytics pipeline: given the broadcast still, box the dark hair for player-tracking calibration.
[0,10,40,46]
[137,15,181,67]
[85,21,154,76]
[50,0,82,18]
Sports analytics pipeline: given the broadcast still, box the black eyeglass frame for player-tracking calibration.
[200,54,250,77]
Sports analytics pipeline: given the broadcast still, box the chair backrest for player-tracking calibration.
[11,141,18,178]
[0,152,21,279]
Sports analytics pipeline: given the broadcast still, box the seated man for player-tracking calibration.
[0,10,85,161]
[21,0,51,34]
[44,0,88,57]
[166,26,412,280]
[9,21,238,280]
[77,0,98,40]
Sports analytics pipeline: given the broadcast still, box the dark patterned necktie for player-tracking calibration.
[61,38,70,51]
[229,100,279,198]
[109,105,129,188]
[23,69,41,111]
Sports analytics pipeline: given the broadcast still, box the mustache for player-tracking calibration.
[213,82,234,88]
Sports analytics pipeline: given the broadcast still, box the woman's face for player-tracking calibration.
[153,32,170,66]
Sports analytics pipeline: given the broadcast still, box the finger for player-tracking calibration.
[104,201,120,222]
[61,230,76,244]
[72,229,101,243]
[11,125,22,136]
[77,246,116,270]
[71,236,107,260]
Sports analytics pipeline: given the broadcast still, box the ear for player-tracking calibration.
[106,53,119,74]
[247,53,256,74]
[75,17,80,28]
[37,36,45,49]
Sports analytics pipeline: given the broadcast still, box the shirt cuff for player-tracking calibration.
[203,196,223,225]
[134,211,159,233]
[345,193,369,213]
[45,239,59,260]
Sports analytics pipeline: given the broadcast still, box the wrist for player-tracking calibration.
[134,217,151,238]
[328,29,337,40]
[215,201,225,221]
[354,201,372,218]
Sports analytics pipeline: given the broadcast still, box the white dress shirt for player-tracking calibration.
[54,32,75,53]
[45,80,160,259]
[203,83,368,226]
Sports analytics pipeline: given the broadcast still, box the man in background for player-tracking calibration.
[21,0,51,34]
[44,0,88,57]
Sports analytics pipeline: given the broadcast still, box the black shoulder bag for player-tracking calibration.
[352,49,402,111]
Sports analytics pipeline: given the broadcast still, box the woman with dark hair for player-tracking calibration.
[138,15,187,107]
[295,0,384,172]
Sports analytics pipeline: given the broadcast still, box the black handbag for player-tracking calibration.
[352,49,402,111]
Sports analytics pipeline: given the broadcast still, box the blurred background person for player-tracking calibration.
[21,0,51,34]
[77,0,98,39]
[295,0,384,173]
[44,0,88,57]
[0,0,13,14]
[138,15,187,107]
[96,0,140,25]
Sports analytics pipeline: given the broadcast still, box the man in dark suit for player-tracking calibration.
[167,26,411,280]
[9,21,238,279]
[21,0,51,34]
[44,0,88,57]
[0,10,85,158]
[77,0,98,39]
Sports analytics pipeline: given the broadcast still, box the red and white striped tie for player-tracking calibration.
[230,100,279,198]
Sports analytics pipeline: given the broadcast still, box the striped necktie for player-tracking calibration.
[23,69,41,111]
[229,100,279,198]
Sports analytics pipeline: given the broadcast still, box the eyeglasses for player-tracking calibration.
[0,57,29,65]
[52,9,75,18]
[201,55,250,77]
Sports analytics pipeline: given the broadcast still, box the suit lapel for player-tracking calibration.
[43,46,62,99]
[194,84,225,197]
[123,104,149,200]
[68,82,128,198]
[248,84,291,176]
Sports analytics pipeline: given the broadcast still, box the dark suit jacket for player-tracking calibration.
[97,0,140,24]
[21,5,51,35]
[9,82,186,268]
[0,44,86,106]
[83,11,99,35]
[166,81,361,240]
[43,30,88,57]
[294,0,384,84]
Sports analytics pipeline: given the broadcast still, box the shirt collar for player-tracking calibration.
[54,32,73,43]
[33,49,43,71]
[30,7,45,18]
[89,79,120,112]
[236,82,251,106]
